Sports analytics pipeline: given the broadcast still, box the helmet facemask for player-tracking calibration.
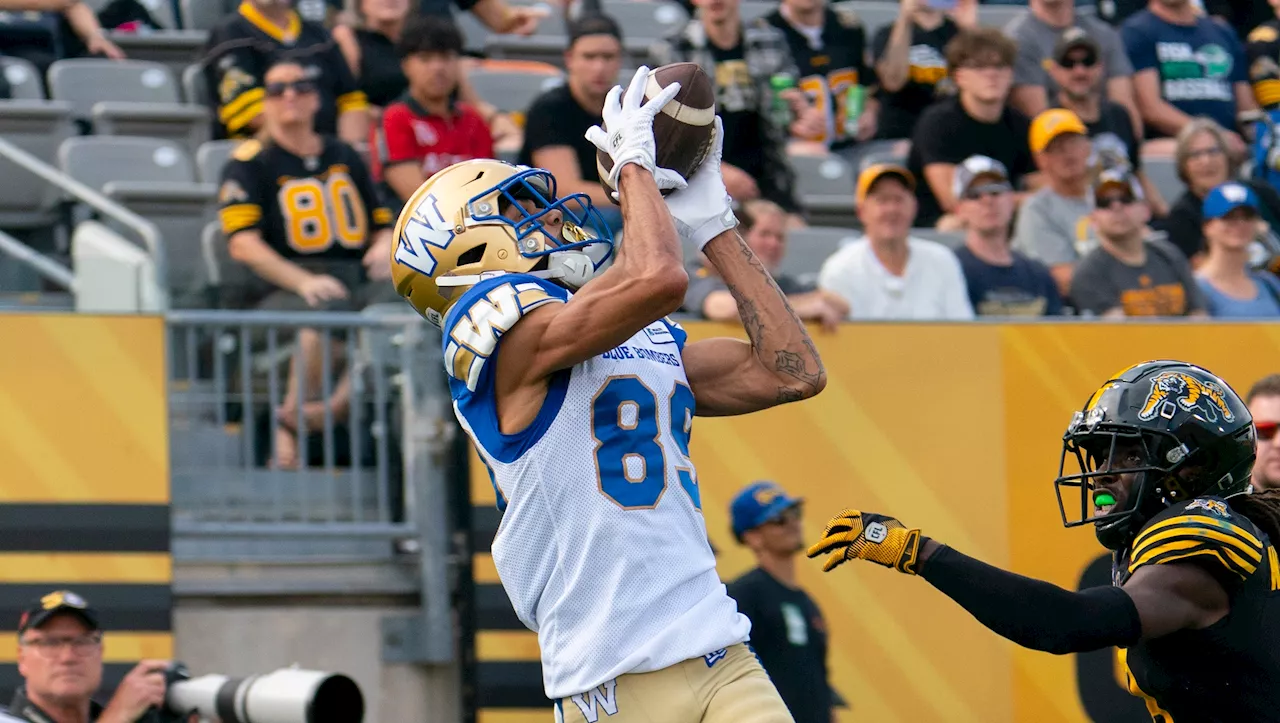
[436,167,614,291]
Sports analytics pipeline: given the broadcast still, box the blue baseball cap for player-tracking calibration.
[1203,182,1260,220]
[730,481,803,540]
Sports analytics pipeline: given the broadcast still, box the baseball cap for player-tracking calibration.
[1052,26,1102,65]
[855,163,915,205]
[18,590,99,635]
[1091,166,1144,203]
[1030,109,1088,154]
[730,481,803,540]
[952,155,1011,199]
[1203,182,1260,220]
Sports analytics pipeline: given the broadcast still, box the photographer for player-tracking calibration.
[11,591,195,723]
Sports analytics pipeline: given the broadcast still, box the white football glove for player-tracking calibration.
[664,116,737,250]
[585,66,687,192]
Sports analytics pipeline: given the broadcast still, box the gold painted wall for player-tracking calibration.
[468,321,1280,723]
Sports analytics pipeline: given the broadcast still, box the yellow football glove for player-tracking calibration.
[806,509,923,575]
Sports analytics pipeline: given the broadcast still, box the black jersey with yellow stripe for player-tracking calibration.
[217,137,392,262]
[1247,19,1280,110]
[1114,496,1280,723]
[202,1,367,139]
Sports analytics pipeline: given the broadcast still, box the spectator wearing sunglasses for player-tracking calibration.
[1194,182,1280,317]
[1011,109,1095,299]
[726,482,835,723]
[1247,374,1280,491]
[1070,167,1207,317]
[952,155,1062,316]
[1003,0,1139,131]
[1048,27,1168,216]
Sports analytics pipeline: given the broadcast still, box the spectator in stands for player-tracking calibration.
[684,199,847,329]
[1004,0,1140,133]
[1156,118,1280,262]
[1104,0,1271,42]
[907,27,1037,228]
[649,0,806,212]
[379,16,493,206]
[1012,109,1094,298]
[764,0,879,155]
[218,58,395,468]
[518,14,623,231]
[819,164,974,319]
[1071,167,1207,316]
[1120,0,1255,149]
[415,0,548,35]
[1247,373,1280,491]
[12,590,196,723]
[726,482,834,723]
[872,0,974,141]
[203,0,370,145]
[1194,181,1280,316]
[952,155,1062,316]
[1046,27,1169,215]
[0,0,124,74]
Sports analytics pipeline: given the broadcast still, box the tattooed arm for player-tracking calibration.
[680,229,827,417]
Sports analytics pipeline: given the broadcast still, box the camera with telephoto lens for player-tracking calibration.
[152,662,365,723]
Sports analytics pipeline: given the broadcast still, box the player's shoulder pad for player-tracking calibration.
[442,273,569,391]
[1128,496,1266,582]
[1250,21,1280,45]
[231,139,263,162]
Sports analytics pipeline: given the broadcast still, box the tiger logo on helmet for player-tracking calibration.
[389,159,615,327]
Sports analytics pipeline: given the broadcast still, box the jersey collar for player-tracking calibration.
[239,1,302,45]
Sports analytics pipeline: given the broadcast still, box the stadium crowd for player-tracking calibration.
[4,0,1280,458]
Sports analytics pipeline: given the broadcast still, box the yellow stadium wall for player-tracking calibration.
[469,321,1280,723]
[0,315,172,695]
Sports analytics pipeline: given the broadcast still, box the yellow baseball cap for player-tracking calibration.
[855,163,916,205]
[1030,109,1088,153]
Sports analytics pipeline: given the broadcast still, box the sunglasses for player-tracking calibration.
[264,79,318,98]
[963,183,1011,201]
[1258,422,1279,441]
[764,506,801,526]
[1060,55,1098,70]
[1095,194,1136,210]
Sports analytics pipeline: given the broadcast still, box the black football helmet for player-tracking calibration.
[1055,360,1256,550]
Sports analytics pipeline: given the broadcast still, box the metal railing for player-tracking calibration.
[166,309,447,537]
[0,135,169,306]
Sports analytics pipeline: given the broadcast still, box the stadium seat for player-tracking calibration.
[454,10,492,55]
[598,0,688,53]
[978,4,1027,28]
[0,57,45,100]
[739,1,774,24]
[777,226,857,283]
[789,154,857,227]
[106,30,209,78]
[845,138,911,175]
[911,226,964,250]
[0,100,76,228]
[48,59,210,153]
[181,0,236,30]
[182,63,210,106]
[196,139,240,183]
[468,68,566,114]
[483,6,570,67]
[1142,158,1184,204]
[59,136,215,301]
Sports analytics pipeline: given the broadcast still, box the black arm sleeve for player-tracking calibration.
[918,544,1143,655]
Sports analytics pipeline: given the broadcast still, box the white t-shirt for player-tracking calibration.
[817,236,975,320]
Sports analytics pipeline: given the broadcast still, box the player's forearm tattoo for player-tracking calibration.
[712,231,825,402]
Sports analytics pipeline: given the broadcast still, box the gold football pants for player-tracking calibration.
[554,643,795,723]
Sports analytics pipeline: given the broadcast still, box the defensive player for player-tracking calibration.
[390,67,826,721]
[807,360,1280,721]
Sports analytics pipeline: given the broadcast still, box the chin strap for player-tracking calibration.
[434,251,599,289]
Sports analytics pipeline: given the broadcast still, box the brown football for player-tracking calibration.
[597,62,717,197]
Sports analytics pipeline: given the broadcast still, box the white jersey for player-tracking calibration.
[442,273,750,699]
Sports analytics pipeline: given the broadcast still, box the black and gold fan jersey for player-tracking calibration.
[1247,19,1280,109]
[203,1,367,139]
[764,5,873,149]
[1113,497,1280,723]
[218,138,393,262]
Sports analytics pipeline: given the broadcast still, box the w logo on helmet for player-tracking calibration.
[1138,372,1235,423]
